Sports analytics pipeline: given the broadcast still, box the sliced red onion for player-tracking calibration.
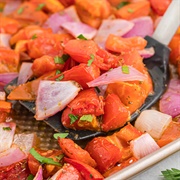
[0,91,6,100]
[123,16,153,38]
[135,110,172,139]
[130,133,160,159]
[0,72,18,84]
[35,80,81,120]
[17,62,33,85]
[33,165,43,180]
[3,0,21,15]
[13,133,37,154]
[87,66,147,87]
[0,33,11,48]
[0,122,16,153]
[43,12,73,33]
[61,21,97,39]
[0,145,27,167]
[138,47,155,59]
[159,78,180,117]
[94,19,134,48]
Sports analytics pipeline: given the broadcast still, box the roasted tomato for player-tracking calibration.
[101,93,130,132]
[58,138,97,168]
[85,137,122,173]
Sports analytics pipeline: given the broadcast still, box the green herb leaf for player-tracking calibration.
[36,3,45,11]
[122,65,129,74]
[54,54,69,64]
[55,69,61,75]
[55,154,64,161]
[0,7,3,12]
[53,133,69,139]
[161,168,180,180]
[55,74,64,81]
[127,8,134,13]
[87,54,95,66]
[116,1,129,9]
[3,127,12,131]
[31,34,37,40]
[17,7,24,14]
[29,148,61,166]
[69,114,79,124]
[80,114,93,122]
[77,34,87,40]
[27,174,34,180]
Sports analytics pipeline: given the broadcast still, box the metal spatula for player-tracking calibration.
[4,0,180,140]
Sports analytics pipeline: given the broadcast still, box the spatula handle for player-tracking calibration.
[152,0,180,46]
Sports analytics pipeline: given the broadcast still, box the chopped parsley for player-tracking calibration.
[80,114,93,122]
[77,34,87,40]
[55,74,64,81]
[31,34,37,40]
[3,127,12,131]
[53,133,69,139]
[54,54,69,64]
[36,3,45,11]
[17,7,24,14]
[87,54,95,66]
[55,154,64,161]
[122,65,129,74]
[27,174,34,180]
[69,114,79,124]
[29,148,61,166]
[161,168,180,179]
[127,8,134,13]
[55,69,61,75]
[116,1,129,9]
[0,7,3,12]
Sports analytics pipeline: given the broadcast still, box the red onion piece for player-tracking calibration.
[123,16,153,38]
[61,22,97,39]
[33,165,43,180]
[130,133,160,159]
[17,62,33,85]
[87,66,147,87]
[3,0,21,15]
[35,80,81,120]
[159,78,180,117]
[94,19,134,48]
[0,91,6,100]
[0,33,11,48]
[0,72,18,84]
[0,146,27,167]
[138,47,155,59]
[0,122,16,153]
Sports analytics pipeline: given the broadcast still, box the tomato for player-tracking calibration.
[0,159,30,180]
[28,149,63,178]
[101,93,130,132]
[105,34,147,53]
[149,0,172,16]
[157,121,180,147]
[0,47,20,73]
[9,2,48,26]
[0,14,22,35]
[64,39,121,70]
[32,55,64,77]
[85,137,122,173]
[116,123,142,142]
[50,63,100,89]
[53,163,83,180]
[64,157,104,180]
[58,138,97,168]
[115,1,150,20]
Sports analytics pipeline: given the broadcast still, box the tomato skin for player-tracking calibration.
[64,157,104,180]
[28,149,63,178]
[85,137,122,173]
[50,63,100,89]
[157,121,180,147]
[101,93,130,132]
[58,138,97,168]
[149,0,172,16]
[0,159,30,180]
